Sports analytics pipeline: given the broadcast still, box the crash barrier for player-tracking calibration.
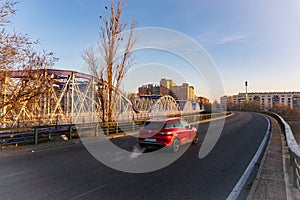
[268,112,300,190]
[0,125,77,148]
[0,112,231,148]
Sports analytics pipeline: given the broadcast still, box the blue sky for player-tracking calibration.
[11,0,300,100]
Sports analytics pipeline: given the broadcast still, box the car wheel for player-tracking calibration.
[172,138,180,152]
[192,133,199,144]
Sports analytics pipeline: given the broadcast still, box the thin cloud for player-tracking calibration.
[196,32,251,46]
[216,34,249,45]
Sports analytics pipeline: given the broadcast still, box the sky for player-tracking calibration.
[9,0,300,101]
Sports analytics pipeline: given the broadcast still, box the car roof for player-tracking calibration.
[146,117,182,123]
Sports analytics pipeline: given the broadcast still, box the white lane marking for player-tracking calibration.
[226,116,271,200]
[0,169,34,180]
[71,184,107,200]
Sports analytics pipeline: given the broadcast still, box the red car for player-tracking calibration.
[138,117,199,152]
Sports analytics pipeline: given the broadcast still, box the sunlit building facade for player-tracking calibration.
[221,92,300,110]
[138,78,196,101]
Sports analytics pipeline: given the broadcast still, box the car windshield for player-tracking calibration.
[181,120,189,128]
[143,121,165,130]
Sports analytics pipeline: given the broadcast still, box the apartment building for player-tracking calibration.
[221,92,300,110]
[138,78,196,101]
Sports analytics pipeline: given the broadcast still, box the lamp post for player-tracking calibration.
[245,81,248,103]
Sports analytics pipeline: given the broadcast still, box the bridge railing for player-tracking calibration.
[269,112,300,190]
[0,112,231,148]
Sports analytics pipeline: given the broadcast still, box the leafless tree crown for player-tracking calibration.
[0,0,58,126]
[82,0,136,122]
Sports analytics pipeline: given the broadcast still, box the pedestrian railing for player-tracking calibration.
[270,112,300,190]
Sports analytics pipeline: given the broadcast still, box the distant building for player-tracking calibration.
[198,96,210,104]
[189,86,195,101]
[170,83,188,100]
[138,84,160,96]
[221,92,300,110]
[220,96,228,107]
[160,78,176,96]
[138,78,196,101]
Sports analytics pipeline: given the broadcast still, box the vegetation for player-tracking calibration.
[225,99,300,142]
[82,0,136,122]
[0,0,57,126]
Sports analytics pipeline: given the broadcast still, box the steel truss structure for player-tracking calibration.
[0,69,132,127]
[0,69,202,127]
[132,96,203,119]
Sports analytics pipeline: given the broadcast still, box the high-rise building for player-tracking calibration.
[138,78,196,101]
[160,78,176,96]
[189,86,195,100]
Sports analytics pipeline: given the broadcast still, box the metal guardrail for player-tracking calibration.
[270,112,300,190]
[0,112,231,148]
[0,125,77,147]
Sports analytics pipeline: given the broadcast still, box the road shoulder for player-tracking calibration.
[247,116,287,199]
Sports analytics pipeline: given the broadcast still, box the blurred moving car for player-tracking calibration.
[138,117,198,152]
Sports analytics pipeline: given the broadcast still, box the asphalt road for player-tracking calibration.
[0,112,268,200]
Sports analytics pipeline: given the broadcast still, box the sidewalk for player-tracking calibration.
[247,116,300,200]
[0,139,82,158]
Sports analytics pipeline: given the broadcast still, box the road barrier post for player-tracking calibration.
[116,122,118,135]
[292,157,297,187]
[95,123,99,136]
[132,122,135,132]
[34,129,38,145]
[69,125,72,140]
[271,112,300,191]
[106,123,109,135]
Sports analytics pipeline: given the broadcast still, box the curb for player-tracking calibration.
[246,116,287,200]
[246,119,273,200]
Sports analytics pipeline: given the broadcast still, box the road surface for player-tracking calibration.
[0,112,268,200]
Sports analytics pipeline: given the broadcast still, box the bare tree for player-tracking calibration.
[0,0,58,126]
[0,0,15,26]
[82,47,107,121]
[82,0,136,122]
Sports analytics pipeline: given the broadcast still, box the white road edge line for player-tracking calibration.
[70,184,107,200]
[226,116,271,200]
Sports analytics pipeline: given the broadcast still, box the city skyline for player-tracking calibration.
[10,0,300,100]
[138,78,196,101]
[220,91,300,111]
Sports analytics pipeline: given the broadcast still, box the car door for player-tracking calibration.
[178,119,192,144]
